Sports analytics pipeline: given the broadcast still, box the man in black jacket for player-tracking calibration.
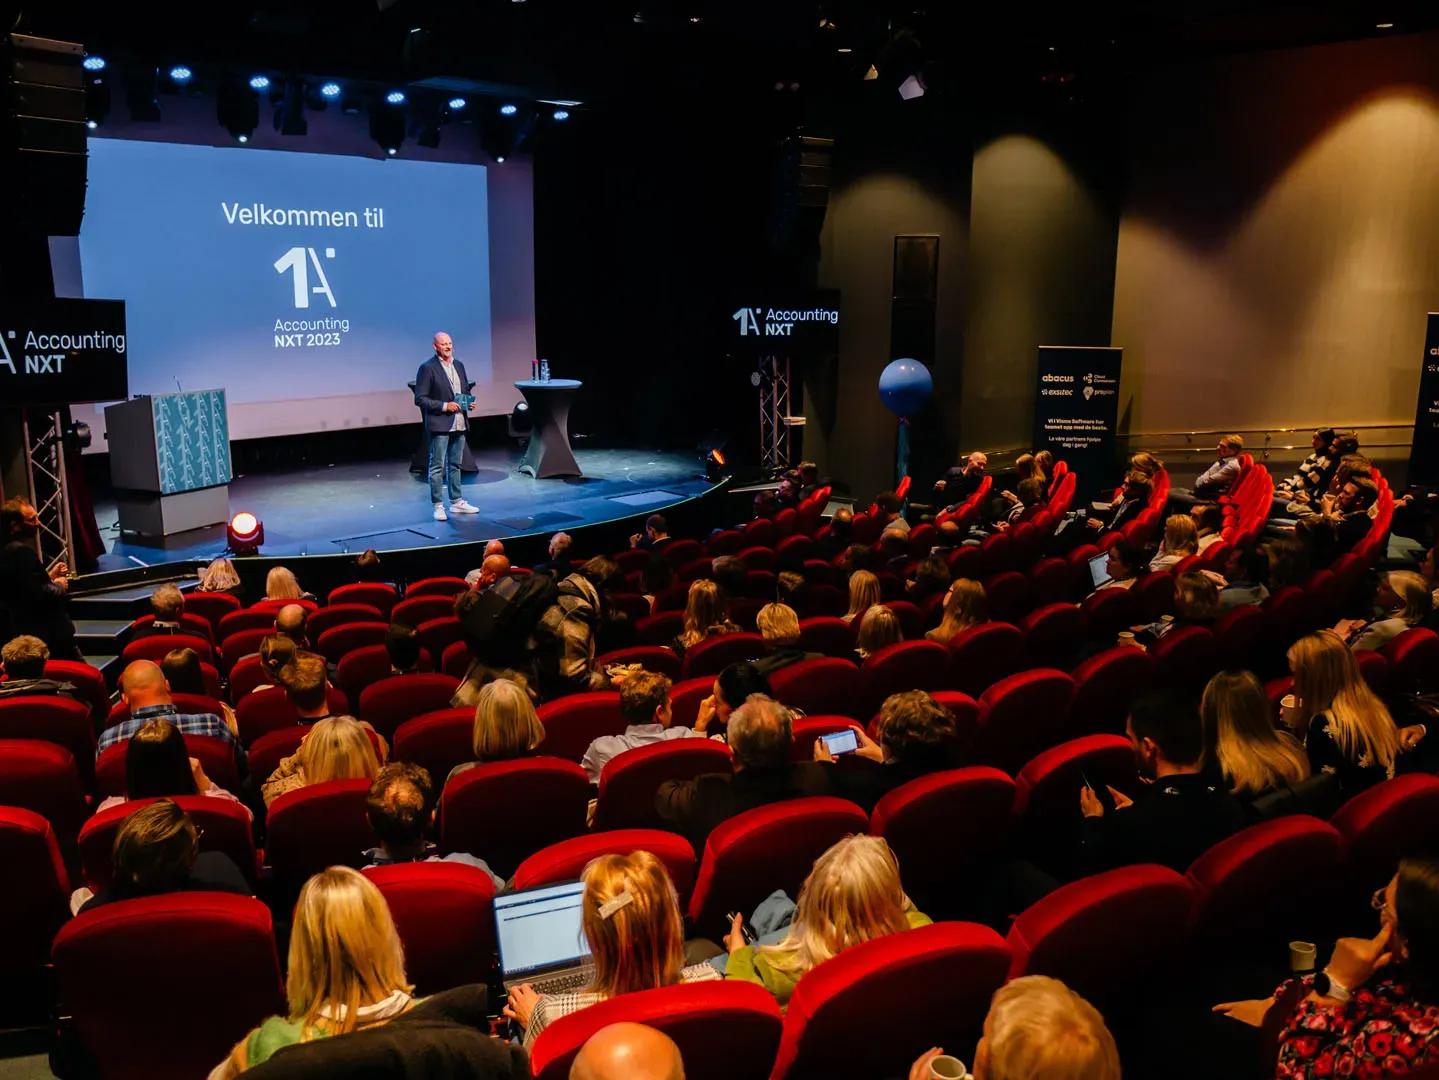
[413,331,479,522]
[1077,689,1245,875]
[0,498,76,658]
[655,694,830,851]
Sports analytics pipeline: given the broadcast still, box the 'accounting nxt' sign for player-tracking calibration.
[728,291,841,356]
[0,298,129,406]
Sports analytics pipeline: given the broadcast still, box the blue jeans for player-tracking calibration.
[428,430,464,505]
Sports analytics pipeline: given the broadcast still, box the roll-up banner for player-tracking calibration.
[1408,313,1439,487]
[1033,346,1122,496]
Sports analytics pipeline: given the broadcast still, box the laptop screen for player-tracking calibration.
[494,881,591,980]
[1088,552,1112,590]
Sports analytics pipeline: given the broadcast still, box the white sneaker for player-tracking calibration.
[433,503,447,521]
[450,499,479,515]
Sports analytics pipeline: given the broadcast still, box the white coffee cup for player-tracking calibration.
[1280,693,1299,730]
[929,1056,969,1080]
[1117,631,1137,647]
[1290,940,1317,972]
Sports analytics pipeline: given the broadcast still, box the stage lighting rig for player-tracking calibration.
[227,512,264,555]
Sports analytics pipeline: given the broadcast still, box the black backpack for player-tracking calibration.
[458,574,558,666]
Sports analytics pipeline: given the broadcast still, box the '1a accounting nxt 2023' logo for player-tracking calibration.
[733,307,762,335]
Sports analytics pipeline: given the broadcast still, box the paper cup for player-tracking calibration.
[929,1056,968,1080]
[1117,631,1137,647]
[1289,940,1317,972]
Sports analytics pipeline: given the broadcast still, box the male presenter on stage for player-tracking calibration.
[414,331,479,521]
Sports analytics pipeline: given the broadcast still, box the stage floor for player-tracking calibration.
[92,446,712,571]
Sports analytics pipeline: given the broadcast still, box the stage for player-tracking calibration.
[90,445,717,572]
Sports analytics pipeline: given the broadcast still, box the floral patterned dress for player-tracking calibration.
[1275,972,1439,1078]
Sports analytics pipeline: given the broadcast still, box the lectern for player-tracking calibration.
[105,390,233,536]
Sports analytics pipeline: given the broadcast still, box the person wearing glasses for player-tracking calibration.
[1214,857,1439,1076]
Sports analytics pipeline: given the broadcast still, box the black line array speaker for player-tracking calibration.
[769,134,834,260]
[891,234,939,365]
[2,34,88,238]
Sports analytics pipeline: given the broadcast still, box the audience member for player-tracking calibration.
[1128,451,1164,479]
[262,716,383,806]
[532,557,613,697]
[1192,502,1224,550]
[485,539,507,560]
[252,634,298,694]
[274,603,311,648]
[535,531,573,577]
[691,661,773,736]
[76,800,249,915]
[837,542,877,575]
[1200,671,1310,802]
[911,975,1120,1080]
[570,1023,684,1080]
[1137,571,1221,645]
[466,553,512,592]
[0,497,77,658]
[582,671,706,784]
[1076,689,1245,874]
[1149,514,1200,572]
[504,851,719,1047]
[280,654,335,724]
[1091,543,1144,593]
[197,557,243,595]
[1336,570,1432,651]
[926,578,988,645]
[723,835,929,1005]
[1286,631,1406,795]
[855,604,903,661]
[630,514,671,550]
[212,867,414,1077]
[265,566,311,603]
[776,570,805,610]
[812,507,853,561]
[750,603,816,676]
[1192,435,1245,499]
[1422,546,1439,623]
[640,554,675,612]
[161,646,236,730]
[655,694,830,850]
[451,589,537,707]
[448,678,546,782]
[1306,475,1378,566]
[1033,449,1055,480]
[672,579,739,656]
[878,529,911,573]
[384,622,423,675]
[874,492,908,535]
[1215,856,1439,1077]
[929,520,964,557]
[132,583,186,638]
[1087,472,1151,535]
[96,716,247,814]
[1267,536,1311,591]
[935,451,988,507]
[818,690,959,810]
[1275,427,1337,502]
[843,570,881,624]
[98,660,238,756]
[1002,477,1046,528]
[1219,545,1272,609]
[0,634,78,701]
[361,763,503,886]
[354,548,385,583]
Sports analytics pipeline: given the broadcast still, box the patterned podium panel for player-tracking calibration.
[153,389,233,495]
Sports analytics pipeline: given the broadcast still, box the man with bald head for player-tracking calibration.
[96,659,240,758]
[414,330,480,523]
[571,1023,684,1080]
[274,603,310,648]
[466,554,511,593]
[484,539,505,559]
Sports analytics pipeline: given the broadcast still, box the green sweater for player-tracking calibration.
[725,910,933,1006]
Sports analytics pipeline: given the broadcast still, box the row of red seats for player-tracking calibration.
[25,764,1439,1080]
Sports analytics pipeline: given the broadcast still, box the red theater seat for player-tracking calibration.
[512,829,698,902]
[327,582,398,616]
[120,633,213,667]
[0,741,87,852]
[219,629,270,677]
[218,608,278,642]
[946,622,1024,698]
[247,724,386,783]
[1014,735,1137,862]
[682,633,765,680]
[1382,627,1439,694]
[790,715,862,761]
[1020,603,1084,667]
[128,612,214,643]
[797,616,856,658]
[537,691,625,762]
[392,708,475,785]
[391,594,456,629]
[594,646,683,681]
[362,862,496,995]
[439,757,590,877]
[859,640,947,716]
[358,673,460,740]
[0,807,70,1009]
[1148,625,1218,691]
[1213,605,1267,672]
[315,621,390,664]
[770,922,1010,1080]
[52,893,284,1080]
[1132,572,1176,622]
[531,982,782,1080]
[306,603,384,641]
[416,616,464,664]
[183,591,241,638]
[337,642,435,704]
[1081,587,1139,644]
[881,600,925,640]
[235,685,350,745]
[31,660,108,726]
[669,675,718,729]
[265,779,376,896]
[663,538,704,569]
[1070,646,1153,736]
[95,733,239,797]
[768,658,863,719]
[636,610,685,646]
[0,695,95,784]
[593,739,733,831]
[78,795,258,891]
[1331,774,1439,902]
[983,572,1035,624]
[404,576,468,599]
[687,797,868,937]
[1031,558,1072,606]
[972,669,1075,774]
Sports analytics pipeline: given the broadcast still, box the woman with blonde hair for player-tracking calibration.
[503,850,719,1045]
[1148,514,1200,572]
[1128,452,1163,479]
[844,570,881,624]
[262,716,384,806]
[673,579,740,654]
[210,867,414,1077]
[264,566,308,602]
[448,677,545,782]
[724,834,928,1006]
[926,578,988,645]
[1287,631,1404,794]
[1200,671,1309,800]
[197,557,242,595]
[1341,571,1434,651]
[856,604,903,661]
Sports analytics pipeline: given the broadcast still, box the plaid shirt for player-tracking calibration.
[96,702,242,761]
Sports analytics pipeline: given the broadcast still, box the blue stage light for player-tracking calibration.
[320,81,342,98]
[249,74,270,91]
[499,103,518,116]
[83,56,106,72]
[169,65,193,84]
[552,109,570,121]
[386,90,407,105]
[448,96,467,110]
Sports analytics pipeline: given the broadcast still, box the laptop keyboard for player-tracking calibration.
[528,968,591,996]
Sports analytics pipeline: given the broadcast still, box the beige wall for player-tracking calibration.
[1112,31,1439,437]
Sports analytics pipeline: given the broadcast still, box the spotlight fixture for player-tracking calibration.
[82,55,105,71]
[705,448,728,481]
[499,103,518,115]
[249,74,270,90]
[169,65,193,84]
[552,108,569,120]
[897,73,925,100]
[1376,20,1395,28]
[370,102,405,155]
[86,119,97,130]
[448,96,467,110]
[226,511,264,555]
[238,134,249,143]
[387,147,397,155]
[217,74,259,142]
[496,155,505,162]
[320,81,342,98]
[385,89,406,105]
[836,46,852,53]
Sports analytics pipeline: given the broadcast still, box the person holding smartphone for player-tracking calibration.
[813,691,959,812]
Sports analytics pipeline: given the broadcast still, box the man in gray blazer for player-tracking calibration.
[414,331,480,521]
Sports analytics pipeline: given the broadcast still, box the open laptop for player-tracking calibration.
[493,880,593,995]
[1088,551,1113,590]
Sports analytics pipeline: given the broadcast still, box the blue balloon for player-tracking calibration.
[878,358,933,417]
